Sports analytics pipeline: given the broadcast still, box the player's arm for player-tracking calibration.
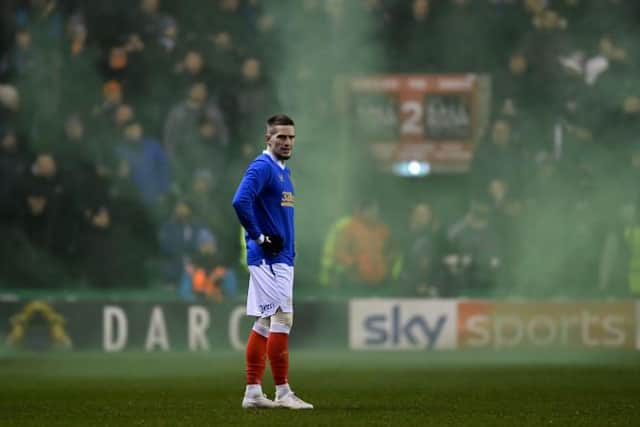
[232,162,270,241]
[232,161,284,256]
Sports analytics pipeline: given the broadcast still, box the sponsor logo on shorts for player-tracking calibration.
[259,303,275,314]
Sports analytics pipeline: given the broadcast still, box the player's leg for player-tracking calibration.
[242,266,278,409]
[246,317,269,388]
[243,319,276,409]
[242,316,278,408]
[268,264,313,409]
[267,309,290,391]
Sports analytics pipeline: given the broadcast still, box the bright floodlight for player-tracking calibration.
[391,161,430,177]
[408,161,422,176]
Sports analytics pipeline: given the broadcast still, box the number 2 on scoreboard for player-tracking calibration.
[400,100,423,136]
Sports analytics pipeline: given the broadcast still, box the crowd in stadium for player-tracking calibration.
[0,0,639,298]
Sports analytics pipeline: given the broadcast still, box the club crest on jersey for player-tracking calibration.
[281,191,295,207]
[279,173,285,182]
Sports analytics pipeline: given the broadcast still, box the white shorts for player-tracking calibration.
[246,263,294,318]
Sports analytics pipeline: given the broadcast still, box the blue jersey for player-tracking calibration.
[232,153,295,266]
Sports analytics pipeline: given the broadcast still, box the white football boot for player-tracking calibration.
[275,391,314,410]
[241,392,278,409]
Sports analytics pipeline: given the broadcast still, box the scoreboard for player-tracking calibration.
[348,74,491,175]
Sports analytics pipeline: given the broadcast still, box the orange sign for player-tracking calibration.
[458,301,636,349]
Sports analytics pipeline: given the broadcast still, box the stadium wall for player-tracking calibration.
[1,299,638,352]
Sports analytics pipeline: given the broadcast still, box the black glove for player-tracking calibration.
[260,234,284,256]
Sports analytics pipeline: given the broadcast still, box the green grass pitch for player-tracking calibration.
[1,350,639,426]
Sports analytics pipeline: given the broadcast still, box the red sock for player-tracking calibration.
[267,332,289,385]
[246,330,268,385]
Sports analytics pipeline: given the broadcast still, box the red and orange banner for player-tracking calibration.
[458,300,636,349]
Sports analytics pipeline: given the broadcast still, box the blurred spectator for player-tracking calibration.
[75,205,114,287]
[211,0,255,52]
[13,154,80,284]
[319,215,351,288]
[15,0,63,41]
[229,57,271,159]
[115,121,171,205]
[93,80,123,119]
[99,36,144,91]
[412,0,429,22]
[58,114,86,157]
[60,12,102,115]
[76,193,158,288]
[14,1,65,138]
[0,129,30,219]
[396,202,447,297]
[3,153,70,288]
[188,169,216,214]
[136,0,166,44]
[0,84,20,113]
[323,200,391,291]
[17,153,64,248]
[206,29,237,81]
[114,103,135,130]
[163,81,229,191]
[57,113,112,229]
[187,168,232,255]
[254,11,277,52]
[179,229,237,302]
[57,113,103,207]
[159,199,207,286]
[174,50,206,87]
[471,119,524,197]
[92,103,135,179]
[66,12,87,57]
[13,28,35,75]
[102,46,130,82]
[0,84,20,136]
[445,200,503,295]
[157,16,178,53]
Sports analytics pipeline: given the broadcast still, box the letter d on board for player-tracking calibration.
[103,305,128,352]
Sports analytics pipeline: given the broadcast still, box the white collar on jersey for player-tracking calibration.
[263,149,286,169]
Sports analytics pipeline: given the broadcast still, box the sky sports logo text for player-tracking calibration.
[350,300,640,351]
[458,302,637,349]
[364,306,447,348]
[349,300,457,350]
